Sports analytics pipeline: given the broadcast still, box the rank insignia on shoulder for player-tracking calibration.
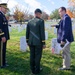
[26,39,29,41]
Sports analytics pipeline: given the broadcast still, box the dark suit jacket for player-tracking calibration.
[0,11,10,40]
[56,14,74,43]
[26,17,45,46]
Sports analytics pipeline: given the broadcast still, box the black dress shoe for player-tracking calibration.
[32,68,43,74]
[35,68,43,74]
[40,68,43,71]
[31,72,35,75]
[0,64,9,68]
[0,66,6,68]
[58,67,70,70]
[5,64,9,67]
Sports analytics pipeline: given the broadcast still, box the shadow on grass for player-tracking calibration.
[0,49,30,75]
[0,49,51,75]
[0,49,75,75]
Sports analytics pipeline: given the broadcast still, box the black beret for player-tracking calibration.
[35,9,42,14]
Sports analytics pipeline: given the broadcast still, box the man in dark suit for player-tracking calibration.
[0,3,10,68]
[26,9,46,74]
[51,7,74,70]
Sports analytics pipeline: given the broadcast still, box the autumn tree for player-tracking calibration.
[13,5,30,23]
[14,6,25,22]
[28,14,34,19]
[67,9,73,18]
[68,0,75,18]
[68,0,75,7]
[41,11,49,20]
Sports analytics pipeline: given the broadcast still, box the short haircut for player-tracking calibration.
[35,9,42,14]
[60,7,66,12]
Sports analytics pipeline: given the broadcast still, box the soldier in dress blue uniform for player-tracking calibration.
[0,3,10,68]
[26,9,46,74]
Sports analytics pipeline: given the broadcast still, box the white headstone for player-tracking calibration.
[51,38,70,54]
[72,25,75,30]
[45,23,51,30]
[22,24,27,30]
[51,38,62,54]
[45,31,48,40]
[25,25,27,29]
[18,26,22,32]
[8,26,12,32]
[20,36,27,52]
[54,28,57,34]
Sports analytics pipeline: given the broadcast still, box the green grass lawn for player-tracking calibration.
[0,28,75,75]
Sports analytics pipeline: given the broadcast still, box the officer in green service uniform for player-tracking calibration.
[0,3,10,68]
[26,9,46,74]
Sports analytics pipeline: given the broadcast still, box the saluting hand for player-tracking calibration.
[2,37,6,43]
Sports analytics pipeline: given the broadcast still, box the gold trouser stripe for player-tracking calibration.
[0,32,4,36]
[42,40,45,42]
[0,41,3,66]
[26,39,29,41]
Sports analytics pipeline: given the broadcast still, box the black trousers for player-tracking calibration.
[0,41,7,67]
[3,42,7,66]
[29,45,43,74]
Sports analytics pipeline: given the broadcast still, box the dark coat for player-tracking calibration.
[56,14,74,43]
[26,17,45,45]
[0,11,10,40]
